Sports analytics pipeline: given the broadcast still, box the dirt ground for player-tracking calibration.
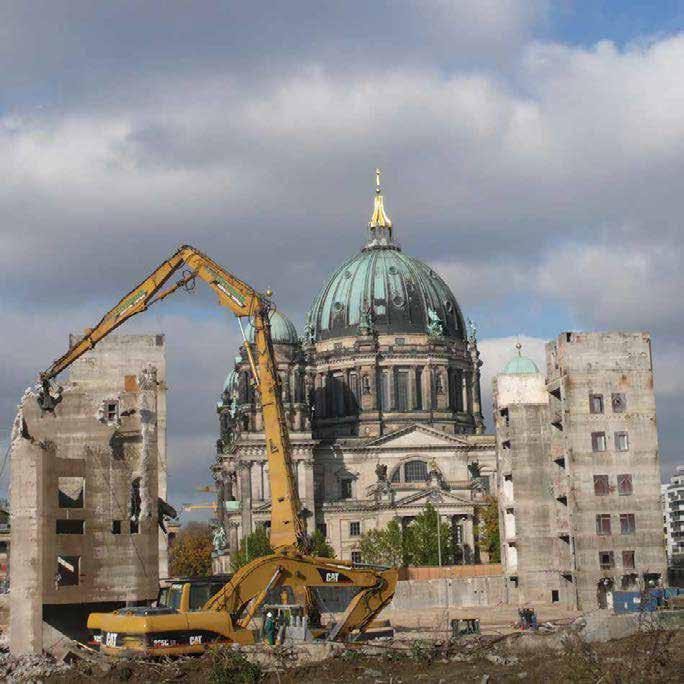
[42,629,683,684]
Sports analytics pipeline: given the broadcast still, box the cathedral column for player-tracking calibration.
[239,461,253,537]
[436,366,448,410]
[390,366,397,411]
[298,458,315,534]
[251,461,262,501]
[228,520,239,557]
[461,371,468,412]
[343,368,351,415]
[463,515,475,564]
[263,462,271,500]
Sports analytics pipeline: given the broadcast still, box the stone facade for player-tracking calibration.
[494,332,667,610]
[212,180,496,568]
[9,334,167,655]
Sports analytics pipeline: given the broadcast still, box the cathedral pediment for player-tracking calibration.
[394,487,473,509]
[363,424,470,449]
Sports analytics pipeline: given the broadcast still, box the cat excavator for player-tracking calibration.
[37,244,397,657]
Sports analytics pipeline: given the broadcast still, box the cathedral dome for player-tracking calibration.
[307,171,465,342]
[223,368,238,394]
[503,343,539,374]
[245,309,299,345]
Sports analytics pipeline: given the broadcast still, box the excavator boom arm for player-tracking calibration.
[39,244,304,551]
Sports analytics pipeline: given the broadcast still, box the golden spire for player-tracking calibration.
[369,167,392,234]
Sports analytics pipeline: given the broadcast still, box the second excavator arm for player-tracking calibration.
[38,244,306,552]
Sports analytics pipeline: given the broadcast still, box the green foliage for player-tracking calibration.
[403,503,455,566]
[169,522,213,577]
[231,526,273,572]
[208,646,263,683]
[360,518,404,566]
[309,529,335,558]
[477,496,501,563]
[360,503,456,567]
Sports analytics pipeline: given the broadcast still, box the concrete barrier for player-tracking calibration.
[389,575,506,610]
[398,564,503,580]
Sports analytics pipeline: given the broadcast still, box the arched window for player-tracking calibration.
[391,460,429,484]
[404,460,428,483]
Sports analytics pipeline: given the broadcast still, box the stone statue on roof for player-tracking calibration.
[427,308,445,337]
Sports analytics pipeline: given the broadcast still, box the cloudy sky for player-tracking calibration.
[1,1,683,515]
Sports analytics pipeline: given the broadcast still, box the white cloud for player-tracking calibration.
[2,13,684,491]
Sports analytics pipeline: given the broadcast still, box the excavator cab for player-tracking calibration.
[156,575,234,612]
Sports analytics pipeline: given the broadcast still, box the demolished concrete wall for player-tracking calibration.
[9,334,166,655]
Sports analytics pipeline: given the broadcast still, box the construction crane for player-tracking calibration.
[38,244,396,655]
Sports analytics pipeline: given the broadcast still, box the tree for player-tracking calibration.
[403,503,455,566]
[360,519,404,566]
[477,496,501,563]
[231,526,272,572]
[309,529,335,558]
[169,522,213,577]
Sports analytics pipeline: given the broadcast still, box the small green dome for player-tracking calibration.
[503,345,539,374]
[245,310,299,345]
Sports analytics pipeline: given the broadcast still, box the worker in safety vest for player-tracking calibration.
[264,612,276,645]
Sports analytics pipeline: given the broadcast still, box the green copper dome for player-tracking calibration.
[503,344,539,374]
[307,245,465,341]
[245,309,299,345]
[307,171,466,342]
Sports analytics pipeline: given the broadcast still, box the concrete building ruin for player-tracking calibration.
[9,334,167,655]
[494,333,667,610]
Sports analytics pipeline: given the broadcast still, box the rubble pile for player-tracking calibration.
[0,653,72,682]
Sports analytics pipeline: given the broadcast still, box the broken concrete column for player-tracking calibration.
[9,395,47,656]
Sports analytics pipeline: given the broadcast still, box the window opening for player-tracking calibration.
[105,400,120,424]
[615,431,629,452]
[599,551,615,570]
[130,478,141,534]
[57,555,80,586]
[58,477,84,509]
[593,475,610,496]
[351,551,362,564]
[589,394,604,414]
[591,432,607,452]
[379,371,390,412]
[189,583,214,610]
[611,393,626,413]
[551,590,559,603]
[349,521,361,537]
[56,519,84,534]
[596,514,612,535]
[617,474,633,496]
[415,368,423,409]
[340,479,353,500]
[404,460,428,483]
[620,513,636,535]
[622,550,635,569]
[396,371,409,412]
[317,523,327,537]
[112,520,122,534]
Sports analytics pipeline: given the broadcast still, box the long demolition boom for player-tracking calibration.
[39,244,306,552]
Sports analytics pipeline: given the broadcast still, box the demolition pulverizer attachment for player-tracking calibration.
[36,379,63,412]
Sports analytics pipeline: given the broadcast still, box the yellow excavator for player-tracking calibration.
[37,244,397,657]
